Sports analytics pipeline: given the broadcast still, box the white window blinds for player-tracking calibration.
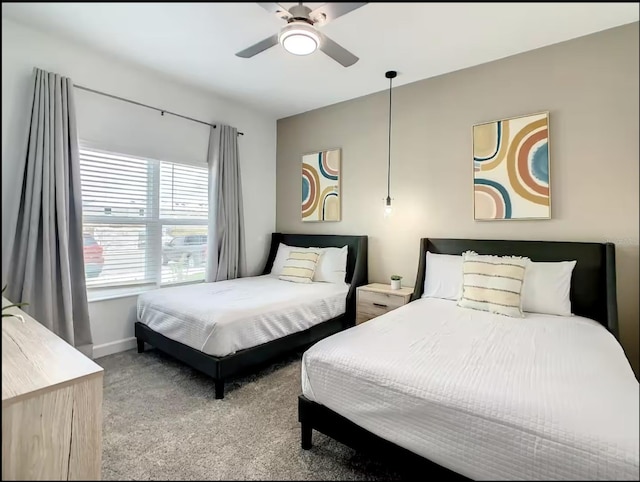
[79,148,208,294]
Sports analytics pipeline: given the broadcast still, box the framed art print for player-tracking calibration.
[473,112,550,220]
[302,148,341,222]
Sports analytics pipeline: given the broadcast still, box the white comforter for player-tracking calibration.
[302,298,639,481]
[138,275,349,357]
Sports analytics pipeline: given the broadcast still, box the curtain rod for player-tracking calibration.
[73,84,244,136]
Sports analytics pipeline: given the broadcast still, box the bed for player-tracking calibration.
[298,238,639,480]
[135,233,368,399]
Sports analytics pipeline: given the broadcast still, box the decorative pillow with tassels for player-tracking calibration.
[279,250,321,283]
[457,251,529,318]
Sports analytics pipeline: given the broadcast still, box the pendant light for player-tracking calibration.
[384,70,397,217]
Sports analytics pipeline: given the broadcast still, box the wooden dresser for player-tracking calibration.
[356,283,414,324]
[2,298,103,480]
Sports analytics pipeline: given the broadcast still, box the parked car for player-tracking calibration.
[162,235,207,267]
[84,234,104,278]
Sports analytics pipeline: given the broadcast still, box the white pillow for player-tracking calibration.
[457,251,529,318]
[521,260,576,316]
[270,243,348,283]
[313,246,348,284]
[270,243,294,276]
[422,252,463,300]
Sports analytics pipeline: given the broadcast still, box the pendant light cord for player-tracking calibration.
[387,75,392,200]
[385,71,397,202]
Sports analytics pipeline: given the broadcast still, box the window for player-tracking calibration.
[79,148,208,297]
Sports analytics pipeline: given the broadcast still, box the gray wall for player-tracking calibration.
[276,23,640,376]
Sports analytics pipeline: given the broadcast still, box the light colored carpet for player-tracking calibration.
[97,348,403,481]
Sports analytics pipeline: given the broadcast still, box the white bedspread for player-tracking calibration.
[302,298,639,481]
[138,275,349,357]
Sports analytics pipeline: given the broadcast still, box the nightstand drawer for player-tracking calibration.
[357,299,395,318]
[358,289,407,310]
[355,283,413,325]
[356,313,374,325]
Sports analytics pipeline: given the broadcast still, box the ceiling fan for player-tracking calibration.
[235,2,368,67]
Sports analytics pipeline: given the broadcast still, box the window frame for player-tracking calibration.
[78,143,209,302]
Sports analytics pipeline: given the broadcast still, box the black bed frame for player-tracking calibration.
[135,233,368,399]
[299,238,618,478]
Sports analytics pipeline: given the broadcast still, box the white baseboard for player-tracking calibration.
[93,337,137,359]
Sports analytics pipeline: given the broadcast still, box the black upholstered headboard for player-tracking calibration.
[411,238,618,337]
[261,233,369,321]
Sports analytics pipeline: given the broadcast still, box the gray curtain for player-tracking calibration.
[206,124,246,282]
[5,67,93,353]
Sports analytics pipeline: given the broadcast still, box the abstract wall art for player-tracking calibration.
[302,148,341,222]
[473,112,550,220]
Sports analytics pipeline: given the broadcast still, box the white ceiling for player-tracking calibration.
[2,2,638,119]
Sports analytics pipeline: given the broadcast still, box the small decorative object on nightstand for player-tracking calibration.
[356,283,413,325]
[390,274,402,290]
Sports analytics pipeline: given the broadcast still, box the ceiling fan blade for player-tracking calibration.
[318,32,359,67]
[257,2,291,19]
[235,34,279,58]
[310,2,367,25]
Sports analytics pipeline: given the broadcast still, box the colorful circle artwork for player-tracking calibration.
[473,112,550,220]
[302,149,341,221]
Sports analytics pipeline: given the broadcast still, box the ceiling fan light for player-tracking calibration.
[282,34,318,55]
[279,23,319,56]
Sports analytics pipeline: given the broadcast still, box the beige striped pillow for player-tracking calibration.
[457,251,529,317]
[279,250,321,283]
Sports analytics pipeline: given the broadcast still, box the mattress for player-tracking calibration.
[137,275,349,357]
[301,298,639,481]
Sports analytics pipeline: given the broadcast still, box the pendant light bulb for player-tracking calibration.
[384,196,392,217]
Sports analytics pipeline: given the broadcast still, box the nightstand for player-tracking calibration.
[356,283,413,325]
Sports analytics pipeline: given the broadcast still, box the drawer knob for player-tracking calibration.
[373,302,388,308]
